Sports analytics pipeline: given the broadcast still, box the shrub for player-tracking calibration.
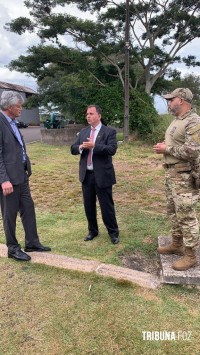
[72,85,165,142]
[129,89,159,139]
[150,113,174,143]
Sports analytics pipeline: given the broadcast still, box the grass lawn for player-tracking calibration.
[0,141,199,354]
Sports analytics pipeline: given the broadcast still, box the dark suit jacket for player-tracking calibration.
[71,124,117,188]
[0,112,31,185]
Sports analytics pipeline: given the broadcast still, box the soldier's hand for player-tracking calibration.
[153,142,167,154]
[1,181,13,196]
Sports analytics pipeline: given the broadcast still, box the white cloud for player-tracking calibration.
[0,0,93,88]
[170,38,200,77]
[0,66,37,90]
[0,0,37,89]
[0,0,29,17]
[0,0,39,87]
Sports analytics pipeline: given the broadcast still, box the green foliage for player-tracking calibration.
[85,81,124,125]
[150,113,174,144]
[116,132,123,141]
[4,16,33,34]
[6,0,200,96]
[5,0,200,134]
[57,82,159,140]
[22,94,39,109]
[129,89,159,138]
[61,81,124,125]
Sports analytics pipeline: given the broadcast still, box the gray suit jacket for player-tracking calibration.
[0,112,31,185]
[71,124,117,188]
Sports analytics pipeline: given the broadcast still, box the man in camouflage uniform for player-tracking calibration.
[153,88,200,271]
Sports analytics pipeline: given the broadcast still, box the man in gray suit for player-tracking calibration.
[0,91,51,261]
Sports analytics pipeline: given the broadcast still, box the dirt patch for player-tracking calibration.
[119,251,161,276]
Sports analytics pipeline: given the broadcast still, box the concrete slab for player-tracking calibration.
[96,263,160,289]
[0,243,161,289]
[158,236,200,285]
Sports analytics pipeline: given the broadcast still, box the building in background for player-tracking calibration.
[0,81,40,125]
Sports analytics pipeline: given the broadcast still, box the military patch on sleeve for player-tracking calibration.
[187,123,200,143]
[187,123,200,135]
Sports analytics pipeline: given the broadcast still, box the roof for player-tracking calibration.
[0,81,37,95]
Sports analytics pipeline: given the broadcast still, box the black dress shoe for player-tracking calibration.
[111,237,119,244]
[84,234,98,241]
[24,244,51,252]
[8,249,31,261]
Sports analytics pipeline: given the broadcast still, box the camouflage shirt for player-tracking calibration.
[164,109,200,164]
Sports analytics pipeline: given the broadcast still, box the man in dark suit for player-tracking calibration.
[0,90,51,261]
[71,105,119,244]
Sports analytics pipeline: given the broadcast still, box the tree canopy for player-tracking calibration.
[6,0,200,94]
[4,0,200,135]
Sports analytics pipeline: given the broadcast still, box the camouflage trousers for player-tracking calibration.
[165,169,199,248]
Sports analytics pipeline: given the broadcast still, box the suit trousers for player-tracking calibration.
[0,173,40,253]
[82,171,119,239]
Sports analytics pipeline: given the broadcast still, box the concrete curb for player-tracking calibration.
[96,263,160,289]
[0,243,160,289]
[158,236,200,285]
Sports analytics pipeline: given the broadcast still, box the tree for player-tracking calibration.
[6,0,200,94]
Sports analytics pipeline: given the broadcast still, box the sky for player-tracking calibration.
[0,0,200,113]
[0,0,86,91]
[0,0,39,90]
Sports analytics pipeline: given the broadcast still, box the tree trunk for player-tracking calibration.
[145,79,152,95]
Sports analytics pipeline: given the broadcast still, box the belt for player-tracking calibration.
[86,170,94,173]
[163,162,192,172]
[163,163,176,169]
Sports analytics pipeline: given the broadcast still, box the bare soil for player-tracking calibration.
[119,251,161,276]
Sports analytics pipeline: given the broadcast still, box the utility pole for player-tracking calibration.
[124,0,130,143]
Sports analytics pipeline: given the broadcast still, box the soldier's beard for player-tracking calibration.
[168,104,180,116]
